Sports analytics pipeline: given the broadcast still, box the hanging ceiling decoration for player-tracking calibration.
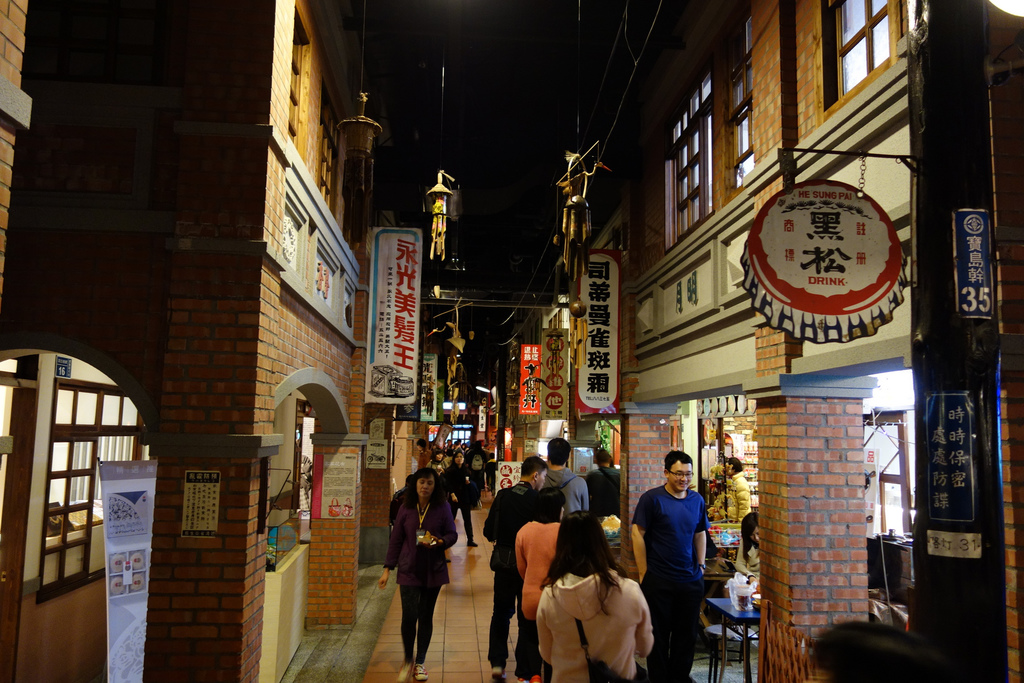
[427,170,456,261]
[555,149,609,282]
[339,92,382,246]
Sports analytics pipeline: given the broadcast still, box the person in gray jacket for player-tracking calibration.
[542,437,589,514]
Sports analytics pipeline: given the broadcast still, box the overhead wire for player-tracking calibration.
[497,0,669,344]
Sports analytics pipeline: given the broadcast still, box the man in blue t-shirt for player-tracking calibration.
[631,451,708,682]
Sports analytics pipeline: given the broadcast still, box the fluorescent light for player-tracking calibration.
[475,385,490,393]
[442,401,467,410]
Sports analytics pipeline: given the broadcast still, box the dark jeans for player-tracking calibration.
[641,572,704,683]
[399,585,442,664]
[449,500,475,542]
[517,617,543,679]
[488,568,529,677]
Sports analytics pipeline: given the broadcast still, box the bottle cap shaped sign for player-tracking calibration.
[742,179,907,343]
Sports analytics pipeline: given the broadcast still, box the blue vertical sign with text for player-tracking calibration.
[925,392,976,523]
[953,209,993,319]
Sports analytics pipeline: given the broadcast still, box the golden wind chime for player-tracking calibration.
[554,146,609,368]
[425,300,473,422]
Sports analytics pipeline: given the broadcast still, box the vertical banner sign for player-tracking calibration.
[419,353,441,422]
[99,460,158,683]
[953,209,994,319]
[367,418,387,469]
[925,392,982,559]
[520,344,542,415]
[366,227,422,404]
[577,250,621,414]
[542,328,568,420]
[311,452,359,519]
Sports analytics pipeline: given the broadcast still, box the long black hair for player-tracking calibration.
[403,467,446,509]
[543,511,624,613]
[741,511,758,564]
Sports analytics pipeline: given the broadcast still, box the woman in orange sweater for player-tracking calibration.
[514,487,565,683]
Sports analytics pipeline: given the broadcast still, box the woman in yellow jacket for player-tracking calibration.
[725,457,751,522]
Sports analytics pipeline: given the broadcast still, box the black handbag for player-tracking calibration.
[487,494,518,572]
[575,619,648,683]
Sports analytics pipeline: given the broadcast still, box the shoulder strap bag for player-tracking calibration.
[488,492,517,572]
[574,618,648,683]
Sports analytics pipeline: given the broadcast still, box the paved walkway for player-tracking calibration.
[280,506,755,682]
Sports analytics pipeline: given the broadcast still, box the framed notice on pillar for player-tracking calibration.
[312,452,358,519]
[576,250,621,414]
[182,471,220,537]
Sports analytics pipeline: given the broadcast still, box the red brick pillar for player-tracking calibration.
[620,411,673,578]
[756,395,869,632]
[145,434,283,682]
[306,435,365,627]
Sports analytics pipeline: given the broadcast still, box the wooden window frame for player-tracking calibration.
[666,68,714,248]
[39,380,143,601]
[729,17,754,188]
[318,87,340,210]
[820,0,905,111]
[24,0,166,85]
[289,11,311,145]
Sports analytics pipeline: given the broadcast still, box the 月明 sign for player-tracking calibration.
[742,180,906,343]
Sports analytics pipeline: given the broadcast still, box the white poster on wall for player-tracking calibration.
[99,459,158,683]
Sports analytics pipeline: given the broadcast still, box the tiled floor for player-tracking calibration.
[282,505,755,683]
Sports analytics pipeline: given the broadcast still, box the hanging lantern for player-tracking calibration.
[339,92,382,246]
[427,170,455,261]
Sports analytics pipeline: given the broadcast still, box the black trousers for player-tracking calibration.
[641,572,704,683]
[487,567,530,677]
[399,584,442,664]
[449,500,475,542]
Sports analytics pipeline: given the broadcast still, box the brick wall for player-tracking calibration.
[306,443,363,627]
[620,414,672,578]
[992,10,1024,681]
[757,396,868,631]
[0,0,27,313]
[147,457,265,682]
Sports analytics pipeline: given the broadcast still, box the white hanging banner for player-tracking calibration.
[576,250,621,414]
[366,227,423,403]
[99,459,158,683]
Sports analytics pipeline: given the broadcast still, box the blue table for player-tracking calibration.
[705,597,760,683]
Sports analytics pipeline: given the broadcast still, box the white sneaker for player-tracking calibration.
[414,663,428,681]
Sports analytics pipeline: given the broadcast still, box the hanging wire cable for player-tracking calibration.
[358,0,367,94]
[439,44,446,169]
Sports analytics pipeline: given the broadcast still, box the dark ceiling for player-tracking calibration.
[344,0,686,380]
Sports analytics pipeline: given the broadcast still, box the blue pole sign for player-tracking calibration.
[55,356,72,378]
[953,209,993,319]
[925,392,976,523]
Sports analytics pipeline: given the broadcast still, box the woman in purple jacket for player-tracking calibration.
[379,467,458,682]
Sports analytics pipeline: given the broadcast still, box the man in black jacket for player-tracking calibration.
[483,455,548,680]
[585,448,621,517]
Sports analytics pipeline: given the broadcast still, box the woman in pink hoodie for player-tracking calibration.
[536,511,653,682]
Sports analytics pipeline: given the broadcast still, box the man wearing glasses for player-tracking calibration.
[631,451,709,683]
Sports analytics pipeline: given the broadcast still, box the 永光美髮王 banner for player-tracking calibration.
[366,227,423,405]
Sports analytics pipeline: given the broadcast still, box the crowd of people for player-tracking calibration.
[379,439,960,683]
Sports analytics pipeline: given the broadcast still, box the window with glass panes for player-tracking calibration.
[731,18,754,186]
[319,88,340,210]
[24,0,165,84]
[834,0,892,95]
[289,12,310,143]
[40,381,143,599]
[666,70,713,246]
